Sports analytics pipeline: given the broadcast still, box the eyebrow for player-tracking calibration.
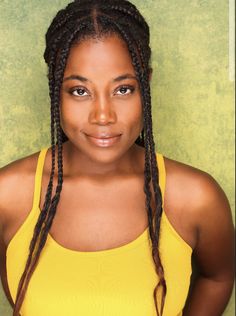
[63,73,137,83]
[113,74,137,82]
[63,75,88,82]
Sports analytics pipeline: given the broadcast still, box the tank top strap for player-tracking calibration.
[32,147,49,209]
[156,152,166,205]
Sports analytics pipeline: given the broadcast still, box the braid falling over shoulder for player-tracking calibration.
[13,1,166,315]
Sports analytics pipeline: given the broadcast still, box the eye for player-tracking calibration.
[115,85,135,95]
[70,87,89,97]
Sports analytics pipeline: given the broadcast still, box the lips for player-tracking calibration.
[84,133,122,147]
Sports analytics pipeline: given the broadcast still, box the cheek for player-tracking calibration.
[60,90,84,124]
[60,98,86,132]
[121,99,143,131]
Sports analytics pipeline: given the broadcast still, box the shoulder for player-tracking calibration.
[0,150,39,191]
[163,155,234,252]
[163,155,228,205]
[164,155,231,216]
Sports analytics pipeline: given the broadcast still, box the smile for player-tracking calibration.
[85,134,122,147]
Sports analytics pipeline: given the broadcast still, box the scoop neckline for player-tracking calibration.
[45,212,150,258]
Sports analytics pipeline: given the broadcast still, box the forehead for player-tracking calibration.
[64,35,135,77]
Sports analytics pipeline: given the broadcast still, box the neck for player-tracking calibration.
[58,141,144,178]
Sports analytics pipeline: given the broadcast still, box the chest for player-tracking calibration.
[41,175,149,252]
[6,208,192,316]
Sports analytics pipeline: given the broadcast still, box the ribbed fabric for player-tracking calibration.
[6,148,192,316]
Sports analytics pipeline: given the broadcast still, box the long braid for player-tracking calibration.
[141,69,167,314]
[13,23,88,315]
[129,25,167,312]
[13,1,166,315]
[13,53,58,315]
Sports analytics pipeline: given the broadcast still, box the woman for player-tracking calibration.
[0,0,234,315]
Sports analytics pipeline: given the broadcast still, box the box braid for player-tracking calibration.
[13,1,166,315]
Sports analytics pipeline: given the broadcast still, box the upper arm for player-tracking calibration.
[0,165,16,307]
[192,173,234,282]
[0,154,37,245]
[0,154,37,301]
[164,157,234,282]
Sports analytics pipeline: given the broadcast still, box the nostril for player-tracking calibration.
[89,107,117,125]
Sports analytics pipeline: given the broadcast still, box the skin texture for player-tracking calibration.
[60,36,143,174]
[0,35,235,315]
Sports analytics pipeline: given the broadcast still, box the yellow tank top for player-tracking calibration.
[6,147,192,316]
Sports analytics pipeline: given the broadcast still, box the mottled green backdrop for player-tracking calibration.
[0,0,234,314]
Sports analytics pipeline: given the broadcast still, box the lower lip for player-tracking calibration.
[86,135,121,147]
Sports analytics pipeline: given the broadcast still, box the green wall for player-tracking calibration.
[0,0,234,314]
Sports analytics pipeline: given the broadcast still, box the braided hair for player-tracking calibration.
[13,1,166,315]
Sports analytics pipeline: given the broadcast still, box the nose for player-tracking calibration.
[89,96,117,125]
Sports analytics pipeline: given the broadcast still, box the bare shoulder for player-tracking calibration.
[162,156,234,250]
[165,154,229,199]
[0,150,41,237]
[164,156,232,214]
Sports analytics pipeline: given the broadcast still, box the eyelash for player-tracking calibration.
[68,85,135,97]
[69,87,89,97]
[115,85,135,95]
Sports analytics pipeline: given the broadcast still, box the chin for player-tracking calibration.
[66,134,137,164]
[85,147,127,164]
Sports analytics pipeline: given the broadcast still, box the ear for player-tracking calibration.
[148,67,153,81]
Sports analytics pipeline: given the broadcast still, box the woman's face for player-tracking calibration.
[60,35,143,164]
